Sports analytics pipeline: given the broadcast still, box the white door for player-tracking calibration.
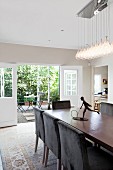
[0,63,17,127]
[60,66,83,108]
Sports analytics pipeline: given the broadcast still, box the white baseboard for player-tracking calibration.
[0,120,17,128]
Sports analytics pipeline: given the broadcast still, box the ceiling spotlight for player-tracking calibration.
[98,0,101,3]
[94,9,99,15]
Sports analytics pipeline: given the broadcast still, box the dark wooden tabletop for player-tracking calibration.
[45,108,113,152]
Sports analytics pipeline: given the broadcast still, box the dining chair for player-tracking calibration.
[34,96,44,109]
[101,102,113,116]
[34,107,45,164]
[33,96,37,106]
[58,120,113,170]
[52,100,92,148]
[52,100,71,110]
[43,112,61,170]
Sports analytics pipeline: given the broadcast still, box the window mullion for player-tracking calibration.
[1,68,4,97]
[71,73,72,95]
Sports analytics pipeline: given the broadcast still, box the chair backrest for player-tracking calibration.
[52,100,71,110]
[33,97,37,105]
[101,102,113,116]
[58,121,90,170]
[43,112,61,158]
[34,107,45,142]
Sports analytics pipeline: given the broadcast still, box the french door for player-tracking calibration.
[0,63,17,127]
[60,66,83,108]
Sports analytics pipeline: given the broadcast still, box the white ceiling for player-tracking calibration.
[0,0,90,49]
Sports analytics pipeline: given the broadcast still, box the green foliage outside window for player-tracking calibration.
[4,68,12,97]
[0,68,12,97]
[17,65,60,102]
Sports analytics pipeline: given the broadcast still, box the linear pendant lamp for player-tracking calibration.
[75,0,113,60]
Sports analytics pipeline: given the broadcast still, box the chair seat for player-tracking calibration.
[52,100,71,110]
[88,147,113,170]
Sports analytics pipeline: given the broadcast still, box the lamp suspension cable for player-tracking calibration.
[75,2,113,60]
[103,8,105,40]
[81,18,82,49]
[78,16,80,58]
[77,17,79,53]
[84,18,85,49]
[97,12,98,44]
[97,11,99,44]
[101,8,102,43]
[92,17,93,46]
[103,9,106,41]
[106,7,107,39]
[100,9,102,43]
[96,14,97,44]
[108,5,110,42]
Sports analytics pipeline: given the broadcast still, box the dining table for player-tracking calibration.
[45,108,113,152]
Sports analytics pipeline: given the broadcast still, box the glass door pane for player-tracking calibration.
[49,66,60,101]
[4,68,12,97]
[64,70,77,96]
[0,68,13,97]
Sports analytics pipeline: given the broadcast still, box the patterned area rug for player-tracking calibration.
[0,123,57,170]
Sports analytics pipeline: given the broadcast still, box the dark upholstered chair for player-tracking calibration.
[43,112,61,170]
[52,100,71,110]
[34,107,45,164]
[58,121,113,170]
[33,97,37,106]
[101,102,113,116]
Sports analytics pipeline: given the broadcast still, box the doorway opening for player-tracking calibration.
[93,66,108,112]
[17,64,60,123]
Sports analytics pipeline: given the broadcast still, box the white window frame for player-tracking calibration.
[64,70,77,96]
[0,68,13,98]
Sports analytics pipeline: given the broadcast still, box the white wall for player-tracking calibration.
[83,66,92,104]
[91,54,113,102]
[0,43,88,66]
